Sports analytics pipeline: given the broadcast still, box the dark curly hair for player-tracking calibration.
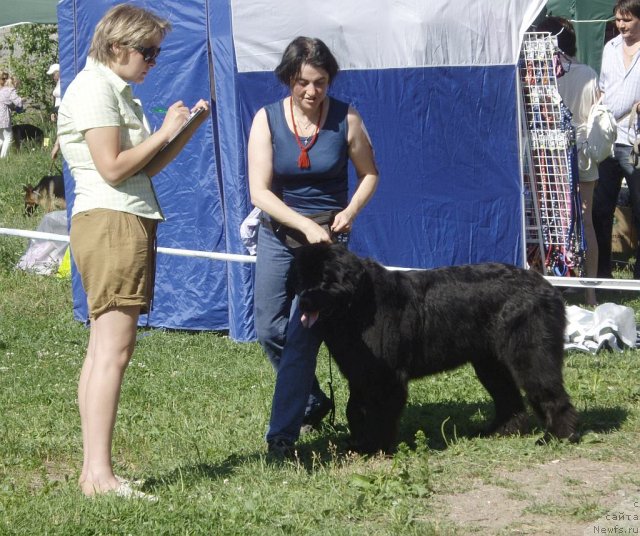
[274,36,339,86]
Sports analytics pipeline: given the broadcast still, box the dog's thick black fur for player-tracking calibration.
[11,124,44,149]
[290,243,578,454]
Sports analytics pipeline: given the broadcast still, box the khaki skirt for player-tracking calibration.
[70,208,158,319]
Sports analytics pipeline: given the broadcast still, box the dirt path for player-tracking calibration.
[431,458,640,534]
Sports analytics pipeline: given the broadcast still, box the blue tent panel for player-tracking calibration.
[59,0,531,342]
[58,0,238,335]
[229,65,523,269]
[208,0,256,340]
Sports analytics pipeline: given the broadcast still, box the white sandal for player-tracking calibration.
[112,482,158,502]
[115,475,145,487]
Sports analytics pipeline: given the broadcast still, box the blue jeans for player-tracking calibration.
[254,224,329,443]
[594,145,640,278]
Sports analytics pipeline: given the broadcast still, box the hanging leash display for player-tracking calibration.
[519,32,585,278]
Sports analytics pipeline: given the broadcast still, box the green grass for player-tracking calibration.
[1,146,639,534]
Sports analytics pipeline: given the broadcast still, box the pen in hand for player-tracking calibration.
[152,104,207,118]
[156,100,210,145]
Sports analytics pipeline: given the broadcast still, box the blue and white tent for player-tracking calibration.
[58,0,545,342]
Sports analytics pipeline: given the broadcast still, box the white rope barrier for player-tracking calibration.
[3,227,640,289]
[545,276,640,291]
[385,264,640,290]
[0,227,256,264]
[569,19,613,23]
[0,228,69,243]
[159,245,255,264]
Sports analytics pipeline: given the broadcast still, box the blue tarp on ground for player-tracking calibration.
[57,0,544,342]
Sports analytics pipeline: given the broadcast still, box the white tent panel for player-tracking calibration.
[231,0,546,72]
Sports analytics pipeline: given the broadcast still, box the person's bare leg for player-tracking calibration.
[581,180,598,306]
[79,306,139,496]
[78,323,97,485]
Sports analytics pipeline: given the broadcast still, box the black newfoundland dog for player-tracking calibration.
[290,243,578,454]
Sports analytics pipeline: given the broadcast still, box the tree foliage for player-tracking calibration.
[0,24,58,125]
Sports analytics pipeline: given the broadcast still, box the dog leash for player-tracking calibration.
[48,161,62,175]
[326,351,336,426]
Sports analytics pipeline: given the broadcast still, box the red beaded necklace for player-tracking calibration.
[290,97,323,169]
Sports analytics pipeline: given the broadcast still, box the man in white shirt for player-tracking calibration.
[594,0,640,279]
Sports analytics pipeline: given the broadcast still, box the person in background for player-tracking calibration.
[0,71,23,159]
[48,63,62,121]
[537,16,600,306]
[51,134,61,161]
[48,63,63,160]
[593,0,640,280]
[248,36,379,457]
[57,3,209,498]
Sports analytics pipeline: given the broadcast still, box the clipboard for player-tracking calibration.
[163,106,206,147]
[146,106,208,171]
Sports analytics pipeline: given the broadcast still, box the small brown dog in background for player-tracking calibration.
[24,175,66,216]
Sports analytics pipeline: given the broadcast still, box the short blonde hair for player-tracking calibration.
[88,3,171,65]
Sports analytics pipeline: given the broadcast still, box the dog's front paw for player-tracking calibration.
[346,436,393,456]
[535,430,581,446]
[487,412,530,437]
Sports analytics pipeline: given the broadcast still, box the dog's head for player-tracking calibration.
[289,243,366,328]
[23,184,38,216]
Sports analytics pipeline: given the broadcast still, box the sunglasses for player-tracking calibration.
[132,45,161,64]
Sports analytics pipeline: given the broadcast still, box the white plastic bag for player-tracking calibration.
[578,103,617,172]
[240,207,261,255]
[564,303,637,354]
[16,210,68,275]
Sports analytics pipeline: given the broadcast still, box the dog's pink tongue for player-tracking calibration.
[301,311,319,328]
